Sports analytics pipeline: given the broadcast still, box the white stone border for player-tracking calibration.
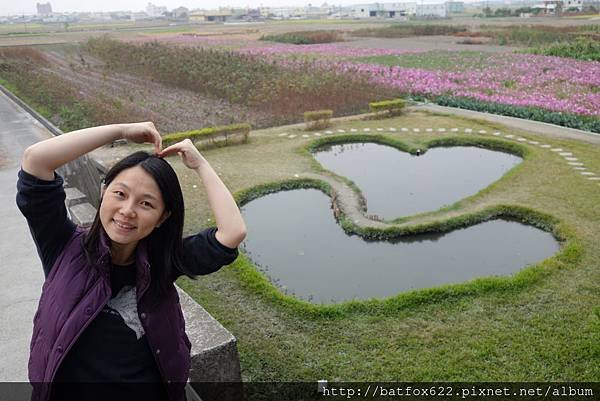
[279,125,599,185]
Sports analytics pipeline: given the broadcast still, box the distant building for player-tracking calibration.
[146,2,167,17]
[564,0,584,10]
[352,2,453,18]
[189,9,233,22]
[36,2,52,15]
[416,3,448,17]
[172,6,189,19]
[445,1,465,13]
[351,3,416,18]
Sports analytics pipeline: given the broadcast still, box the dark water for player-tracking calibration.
[313,143,522,219]
[240,189,559,303]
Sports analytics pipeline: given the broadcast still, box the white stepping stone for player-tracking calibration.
[478,130,487,134]
[401,128,409,132]
[528,140,539,145]
[573,167,586,170]
[302,134,310,138]
[389,127,397,131]
[278,133,288,137]
[568,162,584,166]
[438,128,446,132]
[337,129,346,133]
[350,128,357,132]
[540,144,551,148]
[363,128,371,132]
[565,157,578,161]
[550,148,563,152]
[324,130,333,134]
[288,134,297,139]
[581,172,596,176]
[426,128,433,132]
[559,152,573,156]
[464,128,472,133]
[493,132,501,136]
[451,128,459,132]
[413,128,420,132]
[376,128,384,131]
[517,138,527,142]
[314,133,322,136]
[588,177,600,181]
[504,134,514,139]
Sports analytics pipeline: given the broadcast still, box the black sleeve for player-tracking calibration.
[176,227,239,280]
[16,168,77,277]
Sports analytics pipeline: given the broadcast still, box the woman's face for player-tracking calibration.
[100,165,169,248]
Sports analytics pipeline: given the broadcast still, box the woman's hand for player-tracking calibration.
[120,122,162,154]
[158,139,207,170]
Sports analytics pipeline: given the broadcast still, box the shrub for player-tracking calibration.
[304,110,333,130]
[85,37,397,127]
[351,24,467,38]
[525,37,600,61]
[260,30,343,45]
[432,95,600,133]
[162,123,251,147]
[369,99,406,118]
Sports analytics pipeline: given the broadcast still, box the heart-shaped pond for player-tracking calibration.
[240,189,559,303]
[313,143,522,219]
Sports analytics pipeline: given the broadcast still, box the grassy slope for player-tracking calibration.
[161,110,600,385]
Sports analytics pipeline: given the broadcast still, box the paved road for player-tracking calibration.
[0,89,53,383]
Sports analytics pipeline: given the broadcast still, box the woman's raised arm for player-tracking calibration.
[159,139,247,249]
[22,122,162,180]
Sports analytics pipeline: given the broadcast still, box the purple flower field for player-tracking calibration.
[239,42,420,58]
[337,53,600,117]
[241,44,600,118]
[120,34,600,119]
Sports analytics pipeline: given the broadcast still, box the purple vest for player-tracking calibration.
[29,227,191,401]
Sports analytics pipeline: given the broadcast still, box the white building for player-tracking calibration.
[416,2,447,17]
[351,3,416,18]
[352,2,451,18]
[146,2,167,17]
[564,0,584,10]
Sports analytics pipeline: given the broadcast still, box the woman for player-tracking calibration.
[17,122,247,401]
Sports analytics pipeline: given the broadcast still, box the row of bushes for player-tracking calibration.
[525,37,600,62]
[85,36,397,125]
[303,99,406,130]
[351,24,467,38]
[350,23,600,47]
[260,30,343,44]
[0,47,138,132]
[428,95,600,134]
[162,123,251,146]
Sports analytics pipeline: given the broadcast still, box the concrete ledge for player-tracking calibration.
[177,287,243,401]
[64,187,87,208]
[68,203,96,227]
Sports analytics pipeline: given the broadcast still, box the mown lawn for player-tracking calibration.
[157,110,600,387]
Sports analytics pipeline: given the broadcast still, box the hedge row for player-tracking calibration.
[162,123,251,146]
[417,95,600,134]
[304,109,333,130]
[369,98,406,117]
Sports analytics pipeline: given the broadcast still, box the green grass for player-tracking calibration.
[355,51,492,72]
[154,110,600,387]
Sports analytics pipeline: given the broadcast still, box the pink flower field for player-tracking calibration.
[241,45,600,118]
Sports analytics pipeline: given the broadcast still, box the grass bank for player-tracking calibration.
[165,111,599,386]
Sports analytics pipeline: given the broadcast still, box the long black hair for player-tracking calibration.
[83,151,195,306]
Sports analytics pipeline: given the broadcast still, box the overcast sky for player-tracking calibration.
[0,0,473,16]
